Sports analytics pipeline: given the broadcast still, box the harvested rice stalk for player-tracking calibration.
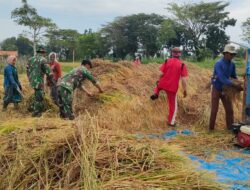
[25,94,58,113]
[222,86,242,103]
[222,78,243,103]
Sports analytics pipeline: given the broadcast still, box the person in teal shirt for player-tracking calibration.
[3,55,22,111]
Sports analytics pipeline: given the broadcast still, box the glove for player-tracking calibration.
[183,90,187,98]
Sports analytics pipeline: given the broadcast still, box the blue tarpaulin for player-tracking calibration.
[189,151,250,190]
[136,129,192,140]
[136,130,250,189]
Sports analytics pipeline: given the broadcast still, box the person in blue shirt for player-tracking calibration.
[209,44,243,131]
[2,55,23,111]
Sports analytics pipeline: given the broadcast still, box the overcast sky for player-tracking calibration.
[0,0,249,46]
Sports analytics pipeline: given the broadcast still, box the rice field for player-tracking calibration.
[0,59,246,189]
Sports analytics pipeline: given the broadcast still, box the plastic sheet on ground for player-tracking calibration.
[189,150,250,190]
[135,130,250,189]
[136,129,192,140]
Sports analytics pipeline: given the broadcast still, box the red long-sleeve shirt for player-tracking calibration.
[49,61,62,82]
[157,58,188,93]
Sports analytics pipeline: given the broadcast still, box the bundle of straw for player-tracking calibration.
[222,78,243,103]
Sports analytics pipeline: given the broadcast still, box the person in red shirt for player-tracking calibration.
[48,52,62,104]
[150,47,188,127]
[133,56,141,66]
[49,52,62,82]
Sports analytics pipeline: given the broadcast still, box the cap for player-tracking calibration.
[36,46,47,53]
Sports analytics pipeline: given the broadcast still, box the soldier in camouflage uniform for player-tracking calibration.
[27,47,55,117]
[57,59,103,120]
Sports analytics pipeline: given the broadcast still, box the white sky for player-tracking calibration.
[0,0,249,46]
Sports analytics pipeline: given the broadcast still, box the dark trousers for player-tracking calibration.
[209,86,234,130]
[3,85,22,107]
[50,86,59,105]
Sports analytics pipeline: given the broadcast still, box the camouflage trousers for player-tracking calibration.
[31,89,45,114]
[57,86,74,118]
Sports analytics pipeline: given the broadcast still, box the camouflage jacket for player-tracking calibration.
[59,66,97,92]
[27,55,52,89]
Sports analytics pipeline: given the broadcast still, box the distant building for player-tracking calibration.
[0,51,18,62]
[0,51,18,57]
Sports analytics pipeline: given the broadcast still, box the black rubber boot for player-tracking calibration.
[150,94,158,100]
[60,112,67,119]
[2,103,8,111]
[68,114,75,120]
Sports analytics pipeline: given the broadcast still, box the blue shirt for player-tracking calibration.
[3,64,21,89]
[211,58,237,91]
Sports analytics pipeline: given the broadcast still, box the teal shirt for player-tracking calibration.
[4,64,21,89]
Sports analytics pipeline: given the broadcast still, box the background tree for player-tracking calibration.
[0,36,34,56]
[76,31,108,59]
[16,35,33,55]
[242,18,250,44]
[0,37,18,51]
[46,29,80,61]
[158,18,190,54]
[101,13,164,59]
[205,26,229,58]
[101,17,132,59]
[167,1,236,60]
[11,0,56,55]
[159,19,179,48]
[135,14,164,57]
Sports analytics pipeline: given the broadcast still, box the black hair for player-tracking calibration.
[81,59,92,68]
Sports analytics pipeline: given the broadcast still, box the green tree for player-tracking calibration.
[11,0,56,55]
[0,35,33,56]
[159,19,188,50]
[101,17,132,59]
[0,37,18,51]
[101,13,164,59]
[205,25,229,58]
[0,36,34,56]
[135,14,164,56]
[167,1,236,59]
[242,18,250,43]
[16,35,33,55]
[46,29,80,61]
[77,32,108,59]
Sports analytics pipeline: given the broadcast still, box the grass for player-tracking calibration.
[141,57,165,64]
[191,57,245,69]
[190,57,246,77]
[61,62,80,73]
